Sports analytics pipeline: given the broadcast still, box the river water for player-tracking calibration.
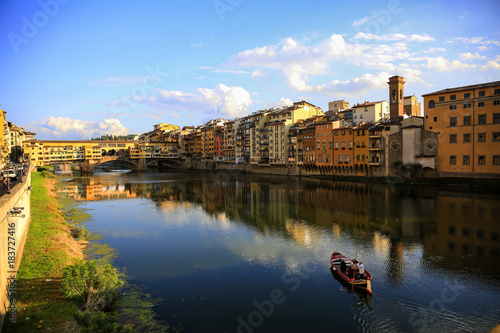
[56,170,500,332]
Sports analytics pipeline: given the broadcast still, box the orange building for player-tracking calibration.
[423,81,500,177]
[314,121,334,167]
[333,127,354,174]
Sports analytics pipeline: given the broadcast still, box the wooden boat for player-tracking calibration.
[330,251,373,295]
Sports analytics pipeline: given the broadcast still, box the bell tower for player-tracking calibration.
[388,76,405,121]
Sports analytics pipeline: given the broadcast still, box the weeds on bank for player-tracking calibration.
[4,172,81,332]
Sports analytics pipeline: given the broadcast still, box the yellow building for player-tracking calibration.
[0,107,7,167]
[423,81,500,177]
[130,141,180,159]
[352,123,371,176]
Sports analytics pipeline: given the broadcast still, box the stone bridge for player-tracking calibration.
[46,156,185,173]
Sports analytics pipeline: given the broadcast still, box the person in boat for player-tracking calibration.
[340,259,347,271]
[350,261,358,279]
[358,261,365,279]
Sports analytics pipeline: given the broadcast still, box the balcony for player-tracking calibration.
[369,145,382,151]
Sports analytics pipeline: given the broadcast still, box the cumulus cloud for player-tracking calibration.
[459,52,486,61]
[26,117,129,140]
[140,84,252,119]
[266,97,294,109]
[225,33,425,94]
[426,56,478,72]
[480,56,500,71]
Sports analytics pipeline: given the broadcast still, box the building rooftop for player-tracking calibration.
[422,81,500,96]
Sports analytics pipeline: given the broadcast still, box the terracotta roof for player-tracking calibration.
[422,81,500,96]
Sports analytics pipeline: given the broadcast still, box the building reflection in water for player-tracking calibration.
[57,174,500,277]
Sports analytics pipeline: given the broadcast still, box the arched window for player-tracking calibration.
[400,89,403,99]
[428,100,435,109]
[392,89,397,100]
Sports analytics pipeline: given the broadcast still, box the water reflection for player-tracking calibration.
[56,171,500,332]
[57,172,500,268]
[329,267,372,310]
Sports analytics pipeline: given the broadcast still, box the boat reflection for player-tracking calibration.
[329,267,372,310]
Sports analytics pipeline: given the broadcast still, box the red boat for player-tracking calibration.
[330,251,373,295]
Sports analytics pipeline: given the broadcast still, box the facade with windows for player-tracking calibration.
[351,100,389,126]
[423,81,500,177]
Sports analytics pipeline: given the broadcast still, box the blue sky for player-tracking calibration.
[1,0,499,139]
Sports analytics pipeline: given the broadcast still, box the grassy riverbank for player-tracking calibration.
[4,172,85,332]
[4,171,174,332]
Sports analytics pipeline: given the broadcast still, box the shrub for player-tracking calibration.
[40,170,57,179]
[61,260,123,311]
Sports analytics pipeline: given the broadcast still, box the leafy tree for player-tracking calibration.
[61,260,123,311]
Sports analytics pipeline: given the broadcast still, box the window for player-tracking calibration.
[495,100,500,105]
[478,155,486,165]
[493,132,500,142]
[450,105,457,110]
[450,155,456,165]
[450,117,457,126]
[335,142,339,149]
[463,155,470,165]
[478,114,486,124]
[463,133,471,143]
[439,96,445,102]
[450,134,457,143]
[479,91,485,97]
[495,89,500,95]
[464,104,471,109]
[463,115,471,126]
[478,102,485,107]
[433,116,437,122]
[478,133,486,142]
[428,100,435,108]
[464,93,471,99]
[494,113,500,124]
[341,141,346,149]
[450,95,456,100]
[494,155,500,166]
[338,155,343,162]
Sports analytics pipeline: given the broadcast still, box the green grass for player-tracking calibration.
[4,172,79,332]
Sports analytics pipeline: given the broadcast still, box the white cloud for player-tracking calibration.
[226,33,423,94]
[210,69,249,74]
[27,117,129,139]
[425,56,478,72]
[480,56,500,71]
[446,37,500,47]
[459,52,486,61]
[266,97,293,109]
[353,32,434,42]
[423,47,446,53]
[251,69,266,79]
[351,16,370,26]
[141,84,253,119]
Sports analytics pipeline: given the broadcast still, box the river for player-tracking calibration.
[56,170,500,332]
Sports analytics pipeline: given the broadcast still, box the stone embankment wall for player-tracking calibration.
[189,160,303,176]
[0,168,32,331]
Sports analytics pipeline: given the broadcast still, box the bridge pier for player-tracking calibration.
[81,160,94,173]
[137,158,147,171]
